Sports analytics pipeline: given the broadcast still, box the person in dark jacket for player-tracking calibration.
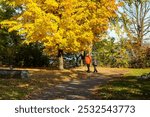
[92,57,98,73]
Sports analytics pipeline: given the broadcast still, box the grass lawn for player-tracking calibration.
[0,68,75,99]
[95,68,150,100]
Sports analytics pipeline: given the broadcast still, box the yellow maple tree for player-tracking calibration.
[1,0,119,69]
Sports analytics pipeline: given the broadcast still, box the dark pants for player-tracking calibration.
[86,64,90,72]
[93,65,98,72]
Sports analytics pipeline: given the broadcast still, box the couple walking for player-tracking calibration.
[85,54,98,73]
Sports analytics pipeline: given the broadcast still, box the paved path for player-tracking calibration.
[28,73,111,100]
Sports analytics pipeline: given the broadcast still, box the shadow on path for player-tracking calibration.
[27,70,111,100]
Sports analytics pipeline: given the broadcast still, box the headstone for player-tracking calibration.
[21,70,29,79]
[0,69,29,79]
[138,73,150,80]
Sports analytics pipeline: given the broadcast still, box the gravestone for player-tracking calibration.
[0,69,29,79]
[138,73,150,80]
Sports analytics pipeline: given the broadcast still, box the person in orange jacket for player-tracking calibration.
[85,53,92,72]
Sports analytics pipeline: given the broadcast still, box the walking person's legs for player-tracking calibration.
[94,65,98,73]
[87,64,90,72]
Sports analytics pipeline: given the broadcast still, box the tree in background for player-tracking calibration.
[120,0,150,45]
[93,38,129,67]
[108,0,150,68]
[0,1,21,67]
[0,1,50,68]
[121,0,150,67]
[1,0,119,69]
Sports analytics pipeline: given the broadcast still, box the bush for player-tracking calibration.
[129,47,150,68]
[15,43,49,67]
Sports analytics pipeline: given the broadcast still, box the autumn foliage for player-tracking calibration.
[1,0,119,55]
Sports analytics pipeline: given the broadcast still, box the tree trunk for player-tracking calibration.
[58,49,64,70]
[80,59,83,66]
[80,51,85,66]
[75,54,79,67]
